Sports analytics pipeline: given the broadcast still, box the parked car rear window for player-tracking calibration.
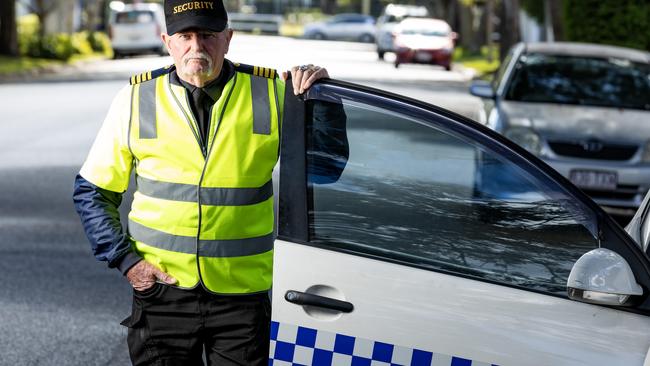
[505,53,650,111]
[115,11,155,24]
[401,29,449,37]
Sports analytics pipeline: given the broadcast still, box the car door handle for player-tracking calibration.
[285,290,354,313]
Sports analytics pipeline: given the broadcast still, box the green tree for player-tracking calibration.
[564,0,650,51]
[20,0,58,42]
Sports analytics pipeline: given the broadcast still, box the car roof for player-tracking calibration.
[334,13,373,17]
[398,17,451,30]
[383,4,429,17]
[121,3,162,12]
[523,42,650,63]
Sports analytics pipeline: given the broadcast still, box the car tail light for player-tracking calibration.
[156,23,161,36]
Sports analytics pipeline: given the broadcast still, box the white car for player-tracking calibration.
[108,3,166,58]
[470,42,650,213]
[375,4,430,60]
[268,78,650,365]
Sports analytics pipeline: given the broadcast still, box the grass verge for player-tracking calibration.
[0,55,63,75]
[453,46,500,79]
[0,53,108,76]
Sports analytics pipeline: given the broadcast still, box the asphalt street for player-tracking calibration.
[0,35,480,365]
[0,80,132,365]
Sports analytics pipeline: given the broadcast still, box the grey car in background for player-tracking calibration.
[303,13,376,42]
[470,42,650,212]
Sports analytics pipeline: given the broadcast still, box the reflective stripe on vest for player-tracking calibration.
[128,219,274,257]
[138,79,157,139]
[127,72,283,294]
[136,175,273,206]
[251,74,271,134]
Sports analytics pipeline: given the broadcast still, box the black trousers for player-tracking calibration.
[120,283,271,366]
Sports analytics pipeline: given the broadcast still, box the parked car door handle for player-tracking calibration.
[285,290,354,313]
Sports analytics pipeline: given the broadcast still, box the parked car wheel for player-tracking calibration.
[359,33,374,43]
[312,32,326,40]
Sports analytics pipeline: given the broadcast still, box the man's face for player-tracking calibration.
[162,28,233,82]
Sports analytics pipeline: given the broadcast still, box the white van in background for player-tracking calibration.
[108,3,166,58]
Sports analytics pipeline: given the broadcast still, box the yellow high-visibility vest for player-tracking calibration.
[82,63,284,294]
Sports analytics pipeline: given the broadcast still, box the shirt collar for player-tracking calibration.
[169,59,235,102]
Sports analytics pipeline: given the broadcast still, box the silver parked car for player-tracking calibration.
[470,42,650,212]
[303,13,376,42]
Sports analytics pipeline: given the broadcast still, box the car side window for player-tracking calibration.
[306,87,599,296]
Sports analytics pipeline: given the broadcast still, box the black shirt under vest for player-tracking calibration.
[169,60,235,150]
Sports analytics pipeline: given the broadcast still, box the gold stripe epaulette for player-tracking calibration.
[129,64,174,85]
[234,62,277,79]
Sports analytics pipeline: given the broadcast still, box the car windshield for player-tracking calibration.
[505,53,650,110]
[116,10,155,24]
[401,28,448,37]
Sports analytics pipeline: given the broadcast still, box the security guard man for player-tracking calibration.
[72,0,337,364]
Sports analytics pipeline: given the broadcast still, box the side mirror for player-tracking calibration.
[567,248,643,306]
[469,80,495,99]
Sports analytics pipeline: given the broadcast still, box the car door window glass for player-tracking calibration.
[306,88,599,296]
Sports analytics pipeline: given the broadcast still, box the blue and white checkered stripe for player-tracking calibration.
[269,321,499,366]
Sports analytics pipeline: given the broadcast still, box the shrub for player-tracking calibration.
[87,31,113,57]
[71,31,94,55]
[564,0,650,51]
[40,33,75,60]
[17,14,113,60]
[17,14,39,56]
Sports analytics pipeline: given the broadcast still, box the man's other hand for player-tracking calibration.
[126,260,177,291]
[282,64,329,95]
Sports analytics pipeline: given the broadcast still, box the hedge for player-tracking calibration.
[18,14,112,60]
[564,0,650,51]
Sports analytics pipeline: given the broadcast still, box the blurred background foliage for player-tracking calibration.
[564,0,650,51]
[18,16,112,61]
[1,0,649,70]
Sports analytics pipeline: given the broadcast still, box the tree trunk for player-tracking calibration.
[0,0,18,56]
[544,0,554,41]
[486,0,495,62]
[499,0,521,62]
[320,0,336,15]
[550,0,565,41]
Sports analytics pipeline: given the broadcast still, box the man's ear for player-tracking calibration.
[224,29,234,54]
[161,33,172,54]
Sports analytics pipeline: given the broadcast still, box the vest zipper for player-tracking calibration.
[194,73,238,292]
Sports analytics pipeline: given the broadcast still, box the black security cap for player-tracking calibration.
[164,0,228,35]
